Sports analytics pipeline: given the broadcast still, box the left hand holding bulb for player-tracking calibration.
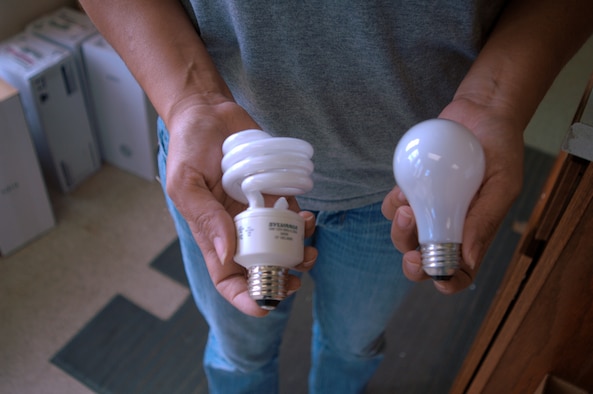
[382,98,524,294]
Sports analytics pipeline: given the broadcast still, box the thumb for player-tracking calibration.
[188,195,236,267]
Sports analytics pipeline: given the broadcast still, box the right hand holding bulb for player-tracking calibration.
[164,96,317,317]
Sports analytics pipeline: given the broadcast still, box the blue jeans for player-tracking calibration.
[157,119,413,394]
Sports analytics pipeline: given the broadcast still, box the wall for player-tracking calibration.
[524,36,593,156]
[0,0,77,41]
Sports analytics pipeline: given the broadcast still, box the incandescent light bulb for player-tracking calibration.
[221,129,314,310]
[393,119,485,280]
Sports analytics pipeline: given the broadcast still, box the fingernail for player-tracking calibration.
[434,280,448,291]
[396,209,412,228]
[302,258,315,268]
[305,214,316,223]
[467,242,483,270]
[287,287,300,297]
[213,237,227,265]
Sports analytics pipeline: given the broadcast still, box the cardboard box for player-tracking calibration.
[0,78,55,256]
[27,7,101,143]
[0,33,101,192]
[82,35,158,181]
[534,374,588,394]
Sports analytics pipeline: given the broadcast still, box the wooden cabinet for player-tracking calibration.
[451,77,593,393]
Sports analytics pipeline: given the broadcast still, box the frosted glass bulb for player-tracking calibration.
[221,129,314,310]
[393,119,485,280]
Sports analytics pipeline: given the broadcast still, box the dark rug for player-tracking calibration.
[51,146,554,393]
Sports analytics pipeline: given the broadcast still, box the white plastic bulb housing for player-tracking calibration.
[393,119,485,280]
[221,129,314,310]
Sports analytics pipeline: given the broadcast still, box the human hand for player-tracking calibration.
[382,98,524,294]
[164,95,317,316]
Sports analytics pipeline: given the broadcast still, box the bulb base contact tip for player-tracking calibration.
[420,243,461,281]
[256,299,281,310]
[248,265,289,310]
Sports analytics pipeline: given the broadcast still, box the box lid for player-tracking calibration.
[28,7,97,47]
[0,33,69,77]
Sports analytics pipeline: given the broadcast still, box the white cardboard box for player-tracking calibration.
[0,33,101,192]
[82,35,158,181]
[27,7,100,143]
[0,78,55,256]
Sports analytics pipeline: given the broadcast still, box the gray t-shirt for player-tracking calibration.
[179,1,506,211]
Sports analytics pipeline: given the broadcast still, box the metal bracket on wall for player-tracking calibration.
[563,80,593,162]
[563,122,593,162]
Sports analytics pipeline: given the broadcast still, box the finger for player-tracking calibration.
[402,250,475,294]
[401,250,430,282]
[390,206,419,253]
[293,246,318,272]
[381,186,408,220]
[286,275,302,296]
[216,273,270,317]
[169,178,236,266]
[432,266,474,295]
[300,210,316,238]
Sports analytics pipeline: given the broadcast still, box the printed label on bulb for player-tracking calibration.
[269,222,299,241]
[237,225,254,240]
[236,220,300,242]
[234,208,304,267]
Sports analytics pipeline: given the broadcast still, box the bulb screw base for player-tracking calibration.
[247,265,289,310]
[420,243,461,281]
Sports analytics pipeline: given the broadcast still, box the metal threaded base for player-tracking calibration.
[247,265,289,310]
[420,243,461,281]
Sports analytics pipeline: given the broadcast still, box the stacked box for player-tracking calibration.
[28,7,101,143]
[0,78,55,256]
[82,35,158,181]
[0,33,101,192]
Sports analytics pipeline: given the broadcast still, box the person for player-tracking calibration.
[80,1,593,392]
